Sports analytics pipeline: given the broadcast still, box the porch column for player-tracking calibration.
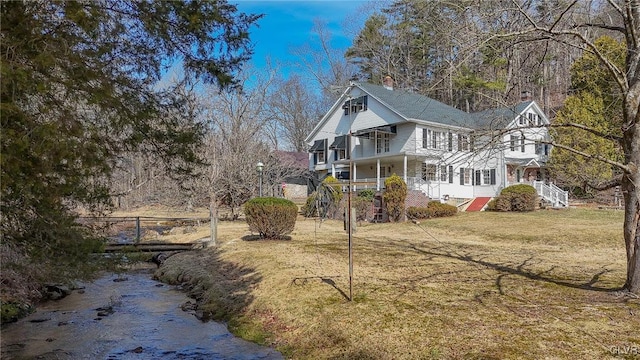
[403,155,407,183]
[376,159,381,191]
[353,162,357,191]
[331,163,336,178]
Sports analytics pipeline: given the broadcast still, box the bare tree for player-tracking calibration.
[291,19,359,108]
[196,67,276,220]
[499,0,639,294]
[267,75,324,152]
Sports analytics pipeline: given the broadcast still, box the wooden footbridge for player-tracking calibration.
[79,215,213,253]
[103,242,206,253]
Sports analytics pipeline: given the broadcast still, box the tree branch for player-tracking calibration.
[585,174,623,191]
[549,140,631,173]
[575,23,626,33]
[547,123,623,142]
[508,0,629,94]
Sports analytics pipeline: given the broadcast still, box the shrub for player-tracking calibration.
[358,189,376,200]
[407,201,458,219]
[352,196,372,221]
[302,192,319,217]
[302,177,344,218]
[244,197,298,239]
[428,201,458,217]
[494,184,538,212]
[407,206,428,220]
[383,174,407,222]
[322,176,343,204]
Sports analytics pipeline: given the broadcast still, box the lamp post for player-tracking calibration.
[256,162,264,197]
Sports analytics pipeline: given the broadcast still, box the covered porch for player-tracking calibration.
[329,154,424,191]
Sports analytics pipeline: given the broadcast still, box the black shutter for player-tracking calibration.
[449,165,454,183]
[490,169,496,185]
[460,168,465,185]
[475,170,481,185]
[313,153,317,164]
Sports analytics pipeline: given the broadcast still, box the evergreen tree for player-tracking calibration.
[0,1,260,278]
[548,37,625,195]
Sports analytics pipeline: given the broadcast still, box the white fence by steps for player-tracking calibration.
[532,181,569,207]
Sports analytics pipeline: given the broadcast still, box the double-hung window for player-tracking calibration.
[309,139,327,164]
[510,135,518,151]
[473,168,497,185]
[376,133,390,153]
[422,163,437,181]
[422,129,442,150]
[440,165,448,182]
[458,134,469,151]
[431,131,441,149]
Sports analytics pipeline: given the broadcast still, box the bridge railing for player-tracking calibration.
[78,216,210,244]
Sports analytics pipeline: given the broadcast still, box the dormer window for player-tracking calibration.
[343,95,368,115]
[309,139,327,164]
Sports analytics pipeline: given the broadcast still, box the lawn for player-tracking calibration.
[152,208,639,359]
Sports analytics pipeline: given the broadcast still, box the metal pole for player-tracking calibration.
[348,169,353,301]
[259,172,263,197]
[348,96,353,301]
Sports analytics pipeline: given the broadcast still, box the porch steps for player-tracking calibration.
[405,190,431,208]
[465,197,492,212]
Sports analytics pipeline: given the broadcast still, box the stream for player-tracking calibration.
[1,265,283,360]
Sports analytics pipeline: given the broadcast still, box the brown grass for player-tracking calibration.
[153,208,639,359]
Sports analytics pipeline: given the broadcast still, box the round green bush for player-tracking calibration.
[496,184,537,212]
[244,197,298,239]
[500,184,537,196]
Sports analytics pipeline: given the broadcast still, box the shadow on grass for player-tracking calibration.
[241,235,292,241]
[402,240,625,293]
[291,276,350,301]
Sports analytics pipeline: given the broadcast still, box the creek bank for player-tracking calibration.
[1,263,282,359]
[153,249,286,350]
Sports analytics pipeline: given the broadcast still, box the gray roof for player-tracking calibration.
[357,82,473,128]
[471,101,533,129]
[356,82,533,130]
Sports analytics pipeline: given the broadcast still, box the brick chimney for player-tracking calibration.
[520,90,532,102]
[383,76,394,90]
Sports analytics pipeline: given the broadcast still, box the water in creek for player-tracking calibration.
[1,266,282,360]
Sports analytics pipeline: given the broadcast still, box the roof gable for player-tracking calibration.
[305,82,549,143]
[471,101,534,129]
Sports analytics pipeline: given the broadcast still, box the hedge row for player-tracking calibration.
[407,201,458,219]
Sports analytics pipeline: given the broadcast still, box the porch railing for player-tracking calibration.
[338,177,426,191]
[532,180,569,207]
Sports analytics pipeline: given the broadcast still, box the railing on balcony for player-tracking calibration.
[338,177,426,192]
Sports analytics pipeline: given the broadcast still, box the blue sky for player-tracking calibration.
[234,0,373,77]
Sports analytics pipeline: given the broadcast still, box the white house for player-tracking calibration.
[305,79,568,209]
